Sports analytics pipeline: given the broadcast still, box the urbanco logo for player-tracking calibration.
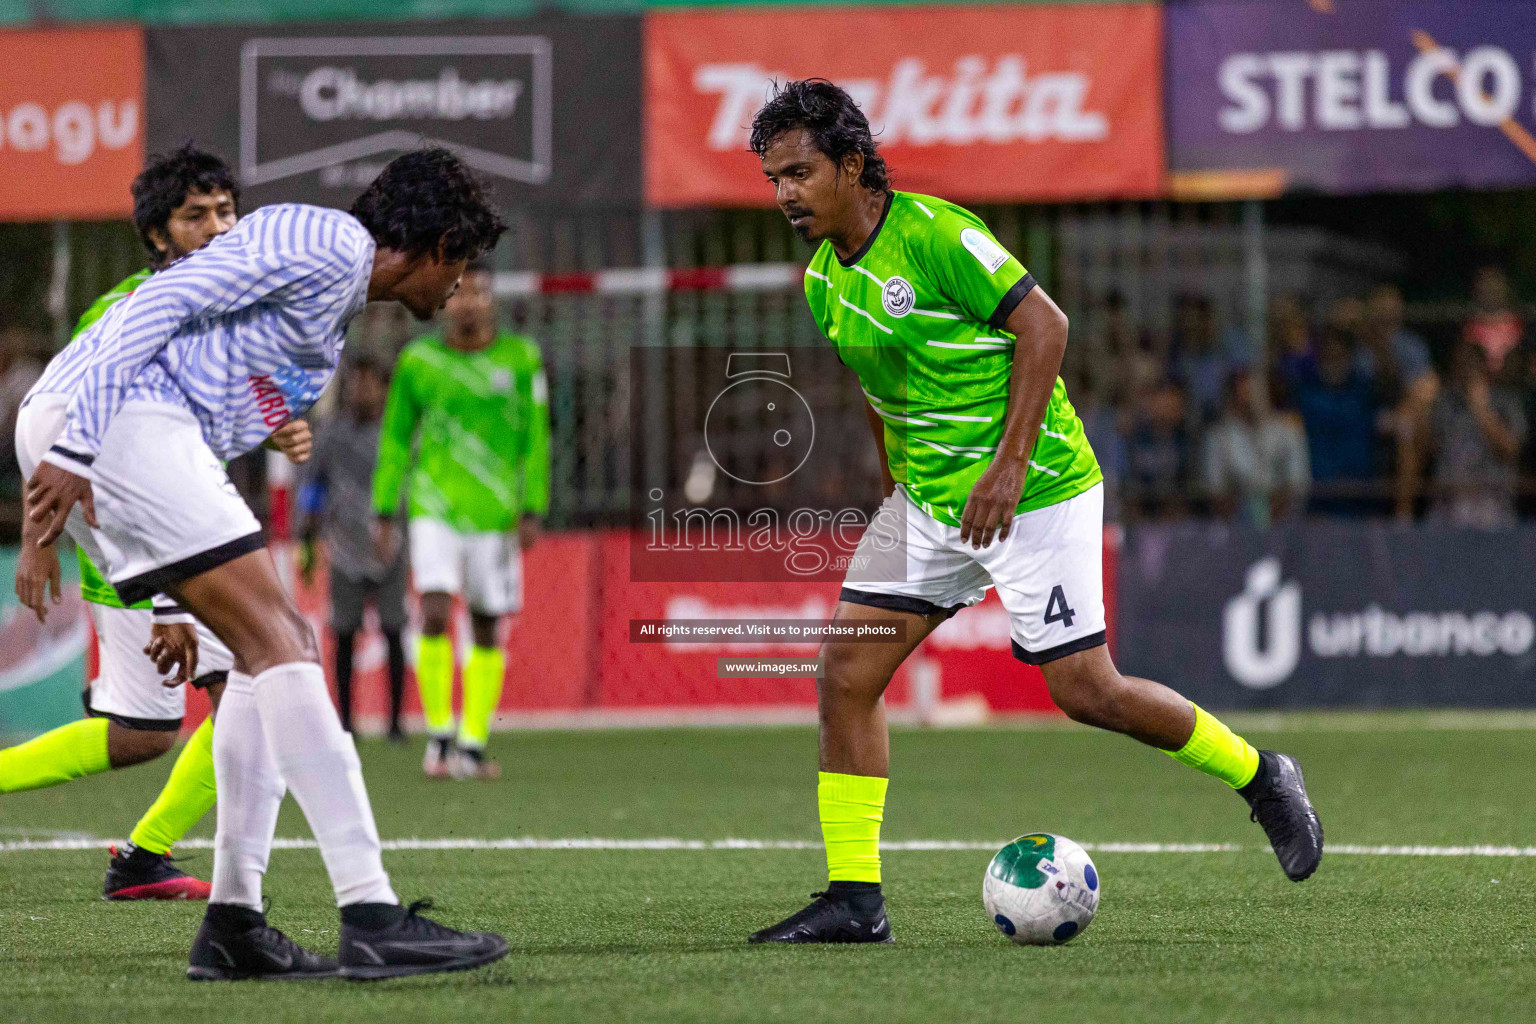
[1222,557,1302,689]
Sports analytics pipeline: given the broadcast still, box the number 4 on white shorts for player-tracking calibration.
[1044,585,1076,628]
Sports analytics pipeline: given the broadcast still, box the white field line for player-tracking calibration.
[3,838,1535,857]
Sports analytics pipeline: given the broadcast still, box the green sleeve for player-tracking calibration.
[923,207,1032,330]
[371,351,422,517]
[72,269,150,340]
[522,345,552,517]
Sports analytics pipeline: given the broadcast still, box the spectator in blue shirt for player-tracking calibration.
[1294,320,1384,517]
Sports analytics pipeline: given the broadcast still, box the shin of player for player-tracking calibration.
[17,149,510,981]
[371,260,550,781]
[745,82,1322,946]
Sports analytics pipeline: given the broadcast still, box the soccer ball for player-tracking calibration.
[983,833,1100,945]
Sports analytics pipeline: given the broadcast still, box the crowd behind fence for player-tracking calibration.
[3,207,1536,539]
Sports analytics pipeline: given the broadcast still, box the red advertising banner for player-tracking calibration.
[263,528,1114,731]
[645,3,1163,208]
[0,27,144,221]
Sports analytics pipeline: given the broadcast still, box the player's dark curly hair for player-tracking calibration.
[349,148,507,262]
[749,79,889,193]
[131,143,240,266]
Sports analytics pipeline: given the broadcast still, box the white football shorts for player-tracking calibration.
[408,517,523,616]
[842,483,1107,664]
[86,604,235,729]
[17,395,264,606]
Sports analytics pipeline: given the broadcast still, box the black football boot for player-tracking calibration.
[749,883,894,944]
[337,900,508,980]
[187,904,338,981]
[1240,750,1324,881]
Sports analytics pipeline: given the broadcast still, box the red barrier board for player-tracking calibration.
[258,527,1118,728]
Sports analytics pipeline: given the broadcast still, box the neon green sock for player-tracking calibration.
[128,717,216,854]
[819,771,888,883]
[457,645,505,750]
[417,634,456,738]
[1166,704,1260,788]
[0,717,111,794]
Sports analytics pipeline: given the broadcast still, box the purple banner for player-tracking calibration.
[1169,0,1536,195]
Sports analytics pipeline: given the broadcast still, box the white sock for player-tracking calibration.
[209,671,286,910]
[251,662,397,907]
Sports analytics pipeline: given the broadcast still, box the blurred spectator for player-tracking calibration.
[1170,294,1235,426]
[1268,293,1313,410]
[1121,381,1191,520]
[1074,374,1124,523]
[299,356,409,738]
[1099,290,1162,409]
[1359,285,1433,395]
[1203,368,1310,528]
[1292,315,1383,516]
[1358,284,1441,521]
[1424,341,1527,528]
[1462,266,1523,378]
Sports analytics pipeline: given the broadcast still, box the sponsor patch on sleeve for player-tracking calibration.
[961,228,1010,275]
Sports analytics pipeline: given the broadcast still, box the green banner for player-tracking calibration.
[0,547,87,742]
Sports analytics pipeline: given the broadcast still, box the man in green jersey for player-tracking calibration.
[745,81,1323,945]
[3,145,310,900]
[372,260,550,780]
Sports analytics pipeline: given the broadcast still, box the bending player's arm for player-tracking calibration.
[959,289,1068,549]
[12,508,61,622]
[29,246,334,545]
[863,400,896,499]
[370,354,422,559]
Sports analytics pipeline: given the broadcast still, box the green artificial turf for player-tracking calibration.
[2,719,1533,1023]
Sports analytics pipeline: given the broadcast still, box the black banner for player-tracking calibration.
[146,16,641,213]
[1117,524,1536,708]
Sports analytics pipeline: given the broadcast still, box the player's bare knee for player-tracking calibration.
[420,593,453,636]
[239,604,319,671]
[817,643,884,706]
[105,724,177,767]
[1044,658,1126,729]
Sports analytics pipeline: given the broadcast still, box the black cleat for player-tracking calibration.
[187,905,338,981]
[748,889,894,944]
[1241,750,1324,881]
[103,843,211,901]
[337,900,508,980]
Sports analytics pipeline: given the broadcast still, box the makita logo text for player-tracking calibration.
[696,58,1108,151]
[249,374,292,429]
[289,67,523,122]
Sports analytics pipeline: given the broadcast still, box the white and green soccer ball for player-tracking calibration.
[983,833,1100,945]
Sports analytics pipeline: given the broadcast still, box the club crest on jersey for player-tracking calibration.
[881,276,916,318]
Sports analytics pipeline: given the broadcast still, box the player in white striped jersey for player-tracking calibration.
[16,148,510,982]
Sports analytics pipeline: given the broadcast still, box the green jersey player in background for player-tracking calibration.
[2,145,310,899]
[371,259,550,780]
[745,81,1323,945]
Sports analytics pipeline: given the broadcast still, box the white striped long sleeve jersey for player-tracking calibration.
[31,204,375,474]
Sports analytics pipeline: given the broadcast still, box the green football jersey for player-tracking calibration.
[805,191,1101,526]
[372,332,551,533]
[71,269,154,609]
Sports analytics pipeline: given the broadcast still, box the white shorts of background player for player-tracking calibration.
[408,517,523,617]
